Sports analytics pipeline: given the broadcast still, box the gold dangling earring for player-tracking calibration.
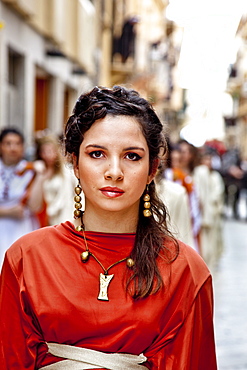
[74,179,83,219]
[143,184,152,217]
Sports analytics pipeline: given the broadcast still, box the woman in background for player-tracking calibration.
[163,141,199,252]
[156,155,195,249]
[30,134,78,226]
[193,148,225,271]
[177,139,202,253]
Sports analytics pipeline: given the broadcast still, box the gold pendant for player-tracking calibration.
[98,273,114,301]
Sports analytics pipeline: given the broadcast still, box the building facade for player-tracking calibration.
[226,14,247,158]
[0,0,97,149]
[0,0,182,152]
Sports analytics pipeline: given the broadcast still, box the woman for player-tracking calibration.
[156,173,195,249]
[29,134,77,226]
[0,87,217,369]
[156,142,195,249]
[164,142,194,194]
[177,139,202,253]
[193,148,225,271]
[0,127,39,268]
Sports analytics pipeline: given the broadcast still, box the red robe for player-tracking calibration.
[0,221,217,369]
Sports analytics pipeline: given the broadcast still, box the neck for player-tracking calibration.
[80,208,139,234]
[1,158,20,167]
[181,166,191,175]
[46,162,55,171]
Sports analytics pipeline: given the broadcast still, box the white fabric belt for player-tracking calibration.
[39,342,147,369]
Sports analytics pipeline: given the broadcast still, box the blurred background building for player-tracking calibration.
[226,13,247,159]
[0,0,247,158]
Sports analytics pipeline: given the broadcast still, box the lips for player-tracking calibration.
[100,187,124,198]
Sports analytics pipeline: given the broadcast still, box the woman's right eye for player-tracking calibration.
[89,150,104,158]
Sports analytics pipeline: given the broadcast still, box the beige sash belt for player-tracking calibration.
[39,342,147,369]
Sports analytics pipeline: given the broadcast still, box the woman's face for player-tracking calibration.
[201,154,212,169]
[39,142,58,167]
[0,133,24,166]
[73,115,155,217]
[179,143,193,167]
[171,150,181,168]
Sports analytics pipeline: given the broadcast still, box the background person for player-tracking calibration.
[164,140,201,253]
[29,134,78,226]
[0,86,217,369]
[0,127,39,268]
[193,148,225,271]
[221,134,245,219]
[156,159,195,249]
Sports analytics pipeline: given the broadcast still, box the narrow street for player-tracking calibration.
[213,217,247,369]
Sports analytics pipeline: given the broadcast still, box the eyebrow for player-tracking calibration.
[85,144,145,152]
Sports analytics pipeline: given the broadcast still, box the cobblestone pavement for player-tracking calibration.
[213,218,247,370]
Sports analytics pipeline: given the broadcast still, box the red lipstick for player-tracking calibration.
[100,187,124,198]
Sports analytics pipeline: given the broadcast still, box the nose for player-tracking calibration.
[104,157,124,181]
[9,143,20,151]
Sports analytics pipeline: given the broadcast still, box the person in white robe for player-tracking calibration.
[193,152,225,271]
[156,178,196,250]
[0,128,39,268]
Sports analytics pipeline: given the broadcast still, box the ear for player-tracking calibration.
[147,158,160,184]
[72,153,79,179]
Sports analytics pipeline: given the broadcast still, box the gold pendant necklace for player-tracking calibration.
[76,224,135,301]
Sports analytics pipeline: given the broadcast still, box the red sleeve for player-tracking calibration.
[0,256,46,369]
[145,276,217,370]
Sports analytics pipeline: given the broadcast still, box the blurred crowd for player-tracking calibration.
[156,135,247,272]
[1,126,247,272]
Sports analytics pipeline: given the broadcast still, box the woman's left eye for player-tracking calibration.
[125,152,141,161]
[89,151,104,158]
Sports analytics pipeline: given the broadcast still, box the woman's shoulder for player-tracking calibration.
[157,238,213,322]
[5,222,73,269]
[161,237,211,287]
[6,226,55,257]
[193,164,210,177]
[178,240,210,272]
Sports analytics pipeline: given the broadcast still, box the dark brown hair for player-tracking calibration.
[0,127,24,144]
[64,86,179,299]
